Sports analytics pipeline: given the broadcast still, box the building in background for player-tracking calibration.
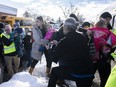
[0,4,17,17]
[0,4,17,83]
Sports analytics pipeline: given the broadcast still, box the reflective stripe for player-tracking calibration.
[1,33,16,54]
[1,33,10,38]
[0,33,3,38]
[4,42,16,54]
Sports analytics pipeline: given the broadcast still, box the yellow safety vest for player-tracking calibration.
[110,29,116,59]
[105,65,116,87]
[112,29,116,35]
[1,33,16,54]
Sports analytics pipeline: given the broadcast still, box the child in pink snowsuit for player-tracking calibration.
[39,24,56,51]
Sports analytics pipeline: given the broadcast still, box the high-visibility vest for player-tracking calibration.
[111,29,116,58]
[105,65,116,87]
[1,33,16,54]
[112,29,116,35]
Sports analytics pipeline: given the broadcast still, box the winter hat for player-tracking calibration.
[15,28,23,34]
[13,22,20,28]
[100,12,112,19]
[69,13,78,22]
[81,22,90,27]
[36,16,43,21]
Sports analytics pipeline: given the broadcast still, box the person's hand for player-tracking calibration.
[14,33,18,37]
[87,30,92,36]
[50,40,58,45]
[45,44,50,50]
[102,45,111,55]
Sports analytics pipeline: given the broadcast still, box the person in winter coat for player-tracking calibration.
[39,24,56,52]
[51,13,79,44]
[89,18,116,87]
[100,12,116,87]
[23,29,32,67]
[0,22,4,62]
[29,16,52,75]
[78,22,91,41]
[0,24,20,80]
[100,12,112,30]
[48,17,94,87]
[0,23,5,82]
[48,14,80,85]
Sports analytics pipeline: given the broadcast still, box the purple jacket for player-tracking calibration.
[44,28,55,40]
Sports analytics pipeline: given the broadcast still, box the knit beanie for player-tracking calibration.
[100,12,112,19]
[69,13,79,22]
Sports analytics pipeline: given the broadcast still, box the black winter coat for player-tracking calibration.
[52,26,65,42]
[54,31,94,75]
[24,35,32,50]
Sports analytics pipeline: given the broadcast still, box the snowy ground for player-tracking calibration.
[0,55,115,87]
[0,55,76,87]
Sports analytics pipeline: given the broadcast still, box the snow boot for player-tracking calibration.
[29,67,34,75]
[46,67,51,77]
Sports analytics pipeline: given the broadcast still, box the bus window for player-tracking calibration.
[23,20,32,26]
[20,20,23,26]
[15,20,20,23]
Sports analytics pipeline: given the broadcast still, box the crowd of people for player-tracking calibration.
[0,22,33,81]
[0,12,116,87]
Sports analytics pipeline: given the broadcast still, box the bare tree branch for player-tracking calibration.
[58,5,67,18]
[58,1,84,22]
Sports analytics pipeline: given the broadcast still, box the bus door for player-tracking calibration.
[112,15,116,32]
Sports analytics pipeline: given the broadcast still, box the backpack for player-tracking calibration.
[89,35,96,57]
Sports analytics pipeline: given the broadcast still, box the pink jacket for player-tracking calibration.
[89,27,110,52]
[44,28,56,40]
[89,27,116,60]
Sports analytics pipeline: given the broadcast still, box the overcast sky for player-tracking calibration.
[0,0,116,21]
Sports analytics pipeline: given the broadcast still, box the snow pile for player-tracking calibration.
[0,57,76,87]
[0,72,48,87]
